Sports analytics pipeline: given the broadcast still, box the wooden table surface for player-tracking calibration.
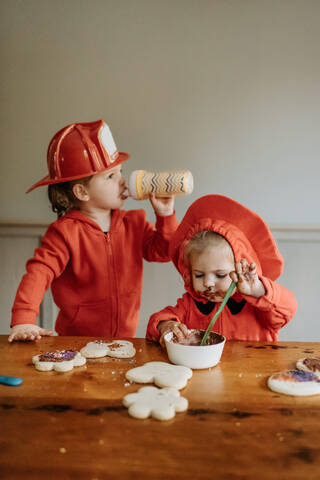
[0,335,320,480]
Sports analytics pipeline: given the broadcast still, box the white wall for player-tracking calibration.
[1,0,320,338]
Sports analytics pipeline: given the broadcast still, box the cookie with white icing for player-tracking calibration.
[32,350,86,372]
[296,357,320,377]
[125,361,192,390]
[80,340,136,359]
[123,385,188,420]
[267,369,320,396]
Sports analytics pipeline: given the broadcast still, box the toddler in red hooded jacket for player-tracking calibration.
[146,195,297,346]
[9,120,179,342]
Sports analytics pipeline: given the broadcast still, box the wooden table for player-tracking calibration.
[1,336,320,479]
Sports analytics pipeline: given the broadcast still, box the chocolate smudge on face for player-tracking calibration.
[291,446,315,464]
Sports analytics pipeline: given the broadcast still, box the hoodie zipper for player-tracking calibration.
[105,232,118,336]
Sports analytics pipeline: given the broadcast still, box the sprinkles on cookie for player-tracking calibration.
[32,349,86,372]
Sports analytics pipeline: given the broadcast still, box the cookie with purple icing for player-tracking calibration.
[296,357,320,377]
[267,369,320,396]
[32,349,86,372]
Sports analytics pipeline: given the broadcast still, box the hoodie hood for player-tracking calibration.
[169,195,283,300]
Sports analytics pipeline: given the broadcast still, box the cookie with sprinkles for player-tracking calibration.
[32,349,86,372]
[267,369,320,396]
[296,358,320,377]
[80,340,136,359]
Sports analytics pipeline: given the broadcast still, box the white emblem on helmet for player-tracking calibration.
[99,123,119,162]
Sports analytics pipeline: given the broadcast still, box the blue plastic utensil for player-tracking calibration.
[0,375,23,386]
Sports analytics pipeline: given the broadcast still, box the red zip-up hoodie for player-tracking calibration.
[147,195,297,342]
[11,208,178,336]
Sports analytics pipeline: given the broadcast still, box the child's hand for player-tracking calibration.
[157,320,189,348]
[149,193,175,217]
[230,259,266,298]
[8,324,54,342]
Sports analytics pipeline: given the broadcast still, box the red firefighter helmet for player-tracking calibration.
[27,119,130,193]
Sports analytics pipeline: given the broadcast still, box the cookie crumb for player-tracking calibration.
[59,447,67,454]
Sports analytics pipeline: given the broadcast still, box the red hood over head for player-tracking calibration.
[169,195,283,300]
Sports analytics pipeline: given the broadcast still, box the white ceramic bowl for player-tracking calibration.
[164,330,226,369]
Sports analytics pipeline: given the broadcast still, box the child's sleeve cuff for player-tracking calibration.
[10,309,38,328]
[155,211,179,234]
[241,276,279,311]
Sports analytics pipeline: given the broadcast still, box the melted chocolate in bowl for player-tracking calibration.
[165,329,226,369]
[172,329,224,346]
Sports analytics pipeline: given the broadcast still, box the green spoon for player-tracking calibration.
[200,281,237,346]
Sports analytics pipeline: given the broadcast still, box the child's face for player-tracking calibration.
[85,165,127,211]
[190,245,235,302]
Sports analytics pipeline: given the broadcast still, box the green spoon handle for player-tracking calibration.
[200,281,237,346]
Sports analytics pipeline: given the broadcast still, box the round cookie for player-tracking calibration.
[267,369,320,396]
[296,357,320,377]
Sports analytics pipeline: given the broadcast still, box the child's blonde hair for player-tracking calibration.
[184,230,234,266]
[48,176,93,218]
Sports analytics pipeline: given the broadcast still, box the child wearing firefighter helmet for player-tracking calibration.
[146,194,297,346]
[9,119,178,342]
